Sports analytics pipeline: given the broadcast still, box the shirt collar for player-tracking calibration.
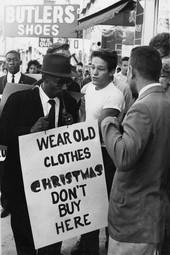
[7,72,21,83]
[39,85,60,120]
[39,84,49,104]
[139,83,161,97]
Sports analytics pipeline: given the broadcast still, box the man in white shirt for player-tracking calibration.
[71,49,124,255]
[114,57,133,118]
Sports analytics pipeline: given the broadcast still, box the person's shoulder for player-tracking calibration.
[81,82,93,94]
[9,86,37,100]
[107,82,124,98]
[115,79,130,93]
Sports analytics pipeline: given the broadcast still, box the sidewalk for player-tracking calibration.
[1,213,107,255]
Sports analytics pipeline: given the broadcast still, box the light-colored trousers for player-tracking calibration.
[107,236,160,255]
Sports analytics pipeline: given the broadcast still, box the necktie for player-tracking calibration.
[48,99,56,129]
[12,74,15,83]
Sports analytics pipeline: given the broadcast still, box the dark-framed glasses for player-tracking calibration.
[47,75,69,85]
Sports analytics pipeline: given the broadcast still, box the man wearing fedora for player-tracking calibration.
[0,53,80,255]
[34,42,80,93]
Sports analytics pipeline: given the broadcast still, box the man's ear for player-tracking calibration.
[20,60,22,65]
[128,65,134,79]
[109,69,115,77]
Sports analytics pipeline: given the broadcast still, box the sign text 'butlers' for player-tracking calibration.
[4,5,79,37]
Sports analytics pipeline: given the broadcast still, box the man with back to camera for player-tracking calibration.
[0,50,37,94]
[71,48,125,255]
[0,53,80,255]
[149,32,170,255]
[99,46,170,255]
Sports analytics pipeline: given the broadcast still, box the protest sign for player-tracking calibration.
[19,120,108,249]
[0,83,35,150]
[0,149,7,161]
[26,73,42,81]
[0,83,35,117]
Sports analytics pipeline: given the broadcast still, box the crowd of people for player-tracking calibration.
[0,32,170,255]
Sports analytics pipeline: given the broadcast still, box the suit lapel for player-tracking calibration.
[3,76,7,89]
[58,97,64,127]
[19,73,25,84]
[29,87,44,120]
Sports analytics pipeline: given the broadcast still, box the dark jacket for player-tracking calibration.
[0,87,79,208]
[0,73,37,94]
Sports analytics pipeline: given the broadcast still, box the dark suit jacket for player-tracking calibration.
[0,73,37,94]
[101,85,170,244]
[0,87,79,208]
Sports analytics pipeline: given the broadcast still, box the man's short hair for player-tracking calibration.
[149,33,170,58]
[6,50,20,59]
[121,56,129,63]
[130,46,162,81]
[47,42,70,54]
[91,48,117,72]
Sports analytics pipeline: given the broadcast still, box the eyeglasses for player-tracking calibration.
[46,75,68,85]
[160,75,170,79]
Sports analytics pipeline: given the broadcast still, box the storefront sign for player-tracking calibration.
[4,5,79,38]
[19,121,108,249]
[39,37,53,47]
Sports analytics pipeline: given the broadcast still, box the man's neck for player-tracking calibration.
[95,80,111,90]
[137,79,159,93]
[8,71,20,76]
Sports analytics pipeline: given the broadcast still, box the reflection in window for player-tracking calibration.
[157,0,170,33]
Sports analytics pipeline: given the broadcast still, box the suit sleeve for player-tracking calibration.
[101,102,152,171]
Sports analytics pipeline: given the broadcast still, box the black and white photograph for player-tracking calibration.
[0,0,170,254]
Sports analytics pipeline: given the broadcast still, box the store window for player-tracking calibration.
[157,0,170,33]
[135,0,145,45]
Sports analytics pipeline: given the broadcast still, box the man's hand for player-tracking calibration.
[30,115,49,133]
[62,112,73,125]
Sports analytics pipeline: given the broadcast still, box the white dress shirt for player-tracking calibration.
[7,71,21,84]
[39,85,60,127]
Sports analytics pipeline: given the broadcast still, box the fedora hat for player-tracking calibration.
[38,53,78,78]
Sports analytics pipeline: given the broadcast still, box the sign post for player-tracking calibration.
[19,121,108,249]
